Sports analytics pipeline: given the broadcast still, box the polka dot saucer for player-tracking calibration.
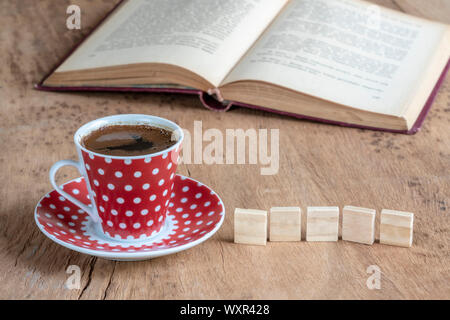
[35,175,225,261]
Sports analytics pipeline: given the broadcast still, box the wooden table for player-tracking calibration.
[1,0,449,300]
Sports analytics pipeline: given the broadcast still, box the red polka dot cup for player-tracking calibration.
[49,114,183,241]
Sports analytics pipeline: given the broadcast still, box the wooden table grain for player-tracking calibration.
[0,0,449,300]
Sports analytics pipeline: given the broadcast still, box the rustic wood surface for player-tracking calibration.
[0,0,449,300]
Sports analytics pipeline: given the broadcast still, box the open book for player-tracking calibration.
[38,0,450,133]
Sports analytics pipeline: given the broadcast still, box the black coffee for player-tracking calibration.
[82,124,176,156]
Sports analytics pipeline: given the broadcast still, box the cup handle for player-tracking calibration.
[49,160,101,223]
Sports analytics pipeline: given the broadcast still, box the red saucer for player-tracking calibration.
[35,175,225,260]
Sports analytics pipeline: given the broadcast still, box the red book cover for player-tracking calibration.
[35,0,450,134]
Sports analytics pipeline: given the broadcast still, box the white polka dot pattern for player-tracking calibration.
[77,146,180,239]
[35,175,224,253]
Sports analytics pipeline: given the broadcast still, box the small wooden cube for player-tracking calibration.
[306,207,339,242]
[380,209,414,247]
[342,206,376,245]
[269,207,301,242]
[234,208,267,246]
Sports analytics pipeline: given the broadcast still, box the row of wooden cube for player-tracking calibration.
[234,206,414,247]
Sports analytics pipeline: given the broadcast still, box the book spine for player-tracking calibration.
[198,91,233,112]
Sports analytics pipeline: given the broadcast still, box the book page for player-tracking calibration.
[223,0,449,115]
[57,0,288,87]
